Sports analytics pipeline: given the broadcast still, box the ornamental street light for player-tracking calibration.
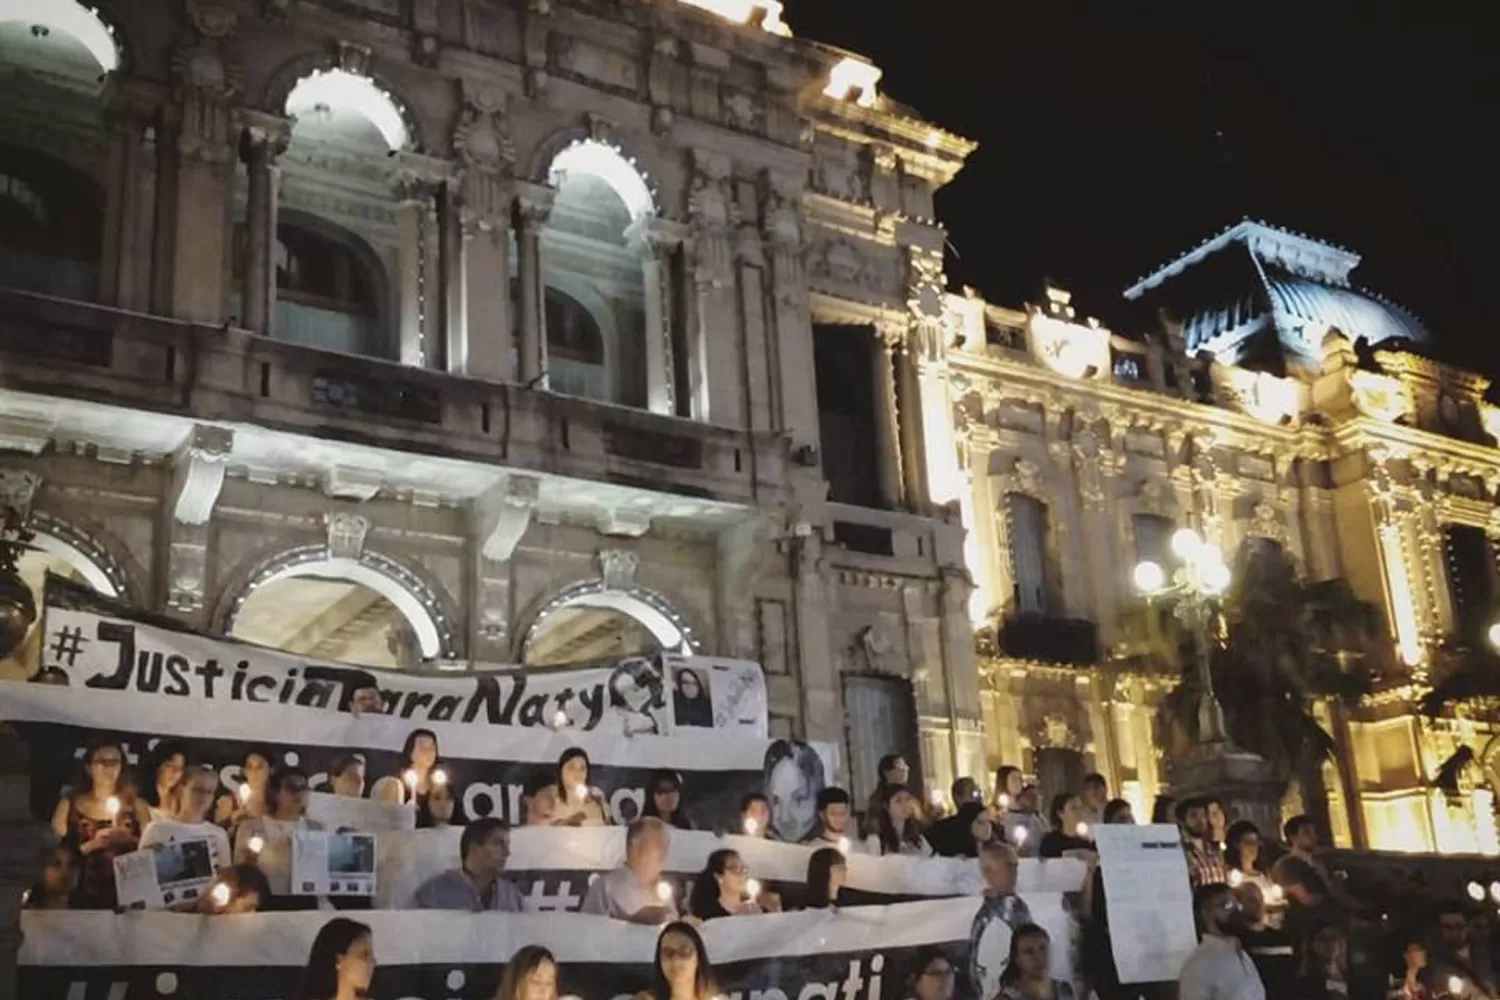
[1134,526,1232,748]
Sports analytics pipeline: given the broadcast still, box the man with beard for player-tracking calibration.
[1178,883,1266,1000]
[1177,797,1229,889]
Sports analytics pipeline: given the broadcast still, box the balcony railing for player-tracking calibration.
[0,289,787,508]
[997,614,1101,665]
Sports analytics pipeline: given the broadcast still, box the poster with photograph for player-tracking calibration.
[113,835,217,910]
[292,830,377,897]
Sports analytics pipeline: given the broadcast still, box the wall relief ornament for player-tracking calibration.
[453,90,516,173]
[597,549,639,591]
[853,624,893,673]
[325,512,371,561]
[1249,500,1288,544]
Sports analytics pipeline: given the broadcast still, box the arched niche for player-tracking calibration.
[0,0,123,93]
[220,547,458,668]
[520,580,701,668]
[271,210,391,358]
[0,142,102,299]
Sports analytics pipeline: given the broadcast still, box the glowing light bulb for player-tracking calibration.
[745,878,761,899]
[431,768,449,788]
[1171,527,1203,560]
[1490,881,1500,904]
[1075,822,1090,838]
[1202,559,1232,595]
[1133,560,1165,594]
[403,768,419,791]
[998,793,1011,809]
[237,783,252,804]
[552,709,568,729]
[1228,869,1245,887]
[247,834,265,855]
[210,882,231,907]
[836,836,851,854]
[743,818,759,836]
[1013,825,1029,846]
[656,880,673,902]
[1468,881,1486,902]
[105,796,120,818]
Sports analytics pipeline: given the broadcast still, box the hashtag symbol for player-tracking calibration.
[523,877,583,912]
[49,626,87,667]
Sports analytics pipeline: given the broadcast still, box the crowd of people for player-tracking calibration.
[26,713,1500,1000]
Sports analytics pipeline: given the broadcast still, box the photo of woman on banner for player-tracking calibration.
[672,667,713,728]
[762,739,827,842]
[608,658,667,736]
[51,735,146,909]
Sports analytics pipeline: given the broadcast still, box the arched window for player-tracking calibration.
[544,287,609,400]
[0,143,100,299]
[1005,492,1057,616]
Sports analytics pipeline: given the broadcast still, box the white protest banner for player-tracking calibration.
[291,829,377,896]
[663,653,769,737]
[19,898,1078,998]
[375,824,1089,911]
[1095,822,1199,984]
[40,574,767,738]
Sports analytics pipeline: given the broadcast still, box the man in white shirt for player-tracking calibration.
[1179,883,1267,1000]
[580,816,677,923]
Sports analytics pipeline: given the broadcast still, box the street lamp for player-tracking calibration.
[1134,526,1232,747]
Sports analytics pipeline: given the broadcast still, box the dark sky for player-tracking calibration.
[787,2,1499,372]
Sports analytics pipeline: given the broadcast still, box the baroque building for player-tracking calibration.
[0,0,985,801]
[948,221,1500,854]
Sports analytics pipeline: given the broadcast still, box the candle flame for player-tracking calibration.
[105,796,120,817]
[248,834,265,854]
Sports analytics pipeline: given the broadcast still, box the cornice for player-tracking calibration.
[1330,417,1500,473]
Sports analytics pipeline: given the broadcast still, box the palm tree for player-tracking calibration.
[1119,543,1383,809]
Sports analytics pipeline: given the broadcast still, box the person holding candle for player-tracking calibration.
[233,764,325,910]
[214,747,273,832]
[687,848,772,919]
[1038,793,1094,859]
[865,784,933,857]
[738,793,770,837]
[293,917,376,1000]
[143,740,187,824]
[579,816,677,923]
[422,771,459,828]
[197,863,270,915]
[634,922,719,1000]
[140,763,233,909]
[801,787,862,854]
[371,728,441,807]
[51,736,145,909]
[551,747,612,827]
[995,765,1024,813]
[327,754,366,799]
[1002,784,1047,859]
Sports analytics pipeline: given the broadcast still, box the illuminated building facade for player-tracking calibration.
[0,0,985,801]
[948,221,1500,853]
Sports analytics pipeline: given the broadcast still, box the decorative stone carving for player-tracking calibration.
[1138,479,1168,515]
[598,549,639,591]
[595,508,651,538]
[689,154,734,288]
[1248,500,1288,545]
[824,239,862,283]
[323,466,382,501]
[474,474,540,563]
[169,425,233,526]
[1034,713,1076,750]
[167,539,207,613]
[854,624,893,673]
[1013,458,1043,495]
[906,246,945,359]
[453,90,516,173]
[0,470,40,525]
[326,513,371,560]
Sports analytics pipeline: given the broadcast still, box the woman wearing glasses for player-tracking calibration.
[634,922,718,1000]
[50,736,146,908]
[233,765,325,910]
[906,947,958,1000]
[687,848,774,919]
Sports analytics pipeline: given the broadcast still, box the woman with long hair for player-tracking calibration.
[295,917,375,1000]
[633,922,718,1000]
[233,765,325,909]
[904,946,956,1000]
[494,945,558,1000]
[672,668,713,728]
[371,728,441,807]
[762,739,826,842]
[552,747,612,826]
[805,847,846,910]
[1225,819,1278,901]
[997,924,1075,999]
[641,770,695,831]
[1149,794,1177,825]
[687,848,761,919]
[50,736,146,908]
[865,784,932,857]
[994,765,1024,812]
[144,740,187,822]
[214,746,274,831]
[1038,793,1093,859]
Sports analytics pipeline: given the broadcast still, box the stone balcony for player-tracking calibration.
[0,290,789,518]
[825,501,967,579]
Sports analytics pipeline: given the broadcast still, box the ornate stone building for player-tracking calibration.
[0,0,986,801]
[947,221,1500,854]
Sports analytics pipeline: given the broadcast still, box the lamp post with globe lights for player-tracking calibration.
[1133,526,1233,748]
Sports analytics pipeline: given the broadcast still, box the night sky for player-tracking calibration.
[787,2,1498,374]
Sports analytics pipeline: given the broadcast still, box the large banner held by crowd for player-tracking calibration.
[40,574,768,738]
[4,683,831,835]
[19,899,1075,999]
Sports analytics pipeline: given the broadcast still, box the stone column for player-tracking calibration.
[894,341,929,510]
[390,154,452,368]
[514,182,555,387]
[162,89,236,324]
[872,328,903,510]
[437,178,466,374]
[99,88,159,311]
[458,168,514,382]
[627,216,687,416]
[238,116,289,336]
[688,153,744,426]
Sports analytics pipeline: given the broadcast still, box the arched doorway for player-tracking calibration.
[523,584,695,668]
[226,556,445,670]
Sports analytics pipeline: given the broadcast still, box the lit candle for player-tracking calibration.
[998,793,1010,809]
[1490,881,1500,904]
[573,783,588,804]
[237,783,251,805]
[1467,881,1486,902]
[403,768,420,792]
[743,817,759,836]
[656,880,673,902]
[1265,883,1283,905]
[552,709,568,729]
[1449,974,1464,996]
[1228,869,1245,888]
[744,877,761,899]
[1013,825,1029,846]
[836,836,851,854]
[210,882,231,907]
[928,788,944,807]
[431,768,449,788]
[1075,821,1090,838]
[105,796,121,819]
[247,834,265,855]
